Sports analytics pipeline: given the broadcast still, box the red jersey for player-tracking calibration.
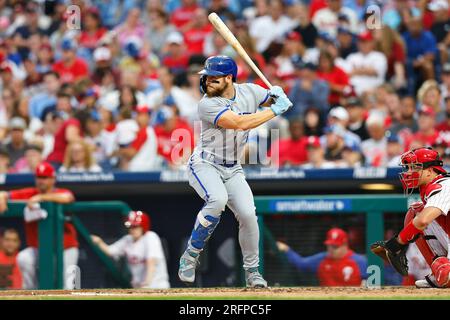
[170,5,199,29]
[436,121,450,144]
[79,28,107,49]
[413,130,440,148]
[52,58,89,84]
[184,25,213,55]
[162,54,190,70]
[8,187,78,249]
[317,250,362,286]
[271,137,308,166]
[0,250,22,289]
[46,118,82,164]
[154,119,194,164]
[316,66,350,105]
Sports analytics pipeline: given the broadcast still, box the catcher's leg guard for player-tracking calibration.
[431,257,450,288]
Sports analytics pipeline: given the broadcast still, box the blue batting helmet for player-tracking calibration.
[199,56,237,93]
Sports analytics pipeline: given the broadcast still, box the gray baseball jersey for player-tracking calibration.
[195,83,269,162]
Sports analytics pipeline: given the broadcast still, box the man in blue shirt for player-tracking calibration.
[28,71,60,120]
[402,16,439,94]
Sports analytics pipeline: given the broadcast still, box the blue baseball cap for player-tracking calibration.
[61,38,76,51]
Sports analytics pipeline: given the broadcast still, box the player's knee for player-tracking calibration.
[236,207,257,225]
[207,193,228,213]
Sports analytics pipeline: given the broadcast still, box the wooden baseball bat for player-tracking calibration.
[208,12,273,89]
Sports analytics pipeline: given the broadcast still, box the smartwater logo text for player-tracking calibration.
[270,199,351,212]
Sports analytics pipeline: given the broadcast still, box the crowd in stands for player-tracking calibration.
[0,0,447,172]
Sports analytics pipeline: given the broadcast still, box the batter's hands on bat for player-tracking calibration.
[269,86,292,116]
[371,236,409,276]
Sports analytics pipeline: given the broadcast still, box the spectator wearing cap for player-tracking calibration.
[59,140,102,173]
[360,112,388,167]
[269,117,309,167]
[316,50,351,107]
[0,162,78,290]
[161,31,190,71]
[119,36,145,75]
[154,104,195,168]
[145,9,177,56]
[336,26,357,59]
[440,63,450,100]
[344,97,369,141]
[373,25,407,90]
[327,106,361,150]
[341,31,387,96]
[274,31,308,80]
[46,92,83,167]
[292,5,318,48]
[417,80,443,121]
[323,124,347,163]
[91,46,121,91]
[170,0,200,33]
[4,117,30,166]
[286,59,329,119]
[36,43,54,75]
[412,105,440,148]
[428,0,450,65]
[12,144,43,174]
[312,0,358,38]
[183,8,214,56]
[52,38,89,84]
[113,8,146,48]
[79,7,107,51]
[302,136,337,169]
[276,228,367,286]
[248,0,297,56]
[402,16,439,95]
[386,134,403,167]
[115,114,161,172]
[83,109,114,168]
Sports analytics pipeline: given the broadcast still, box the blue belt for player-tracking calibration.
[201,152,238,168]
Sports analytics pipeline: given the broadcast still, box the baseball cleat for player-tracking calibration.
[245,267,268,288]
[178,250,200,285]
[415,275,439,288]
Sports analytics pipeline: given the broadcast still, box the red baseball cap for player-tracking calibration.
[419,105,436,117]
[135,105,150,113]
[35,162,56,178]
[358,31,373,42]
[324,228,348,246]
[286,31,302,42]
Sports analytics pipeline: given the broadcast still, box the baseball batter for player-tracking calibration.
[178,55,292,288]
[372,147,450,288]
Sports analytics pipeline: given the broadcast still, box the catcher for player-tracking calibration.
[371,147,450,288]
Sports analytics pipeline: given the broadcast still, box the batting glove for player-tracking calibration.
[268,86,286,99]
[270,95,293,116]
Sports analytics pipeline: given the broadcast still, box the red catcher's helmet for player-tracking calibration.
[399,147,446,194]
[124,211,151,232]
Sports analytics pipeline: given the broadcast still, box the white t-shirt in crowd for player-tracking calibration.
[249,15,297,53]
[108,231,170,289]
[312,7,358,37]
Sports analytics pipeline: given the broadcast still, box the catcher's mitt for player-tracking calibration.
[371,237,409,276]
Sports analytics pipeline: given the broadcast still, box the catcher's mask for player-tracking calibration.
[399,147,446,195]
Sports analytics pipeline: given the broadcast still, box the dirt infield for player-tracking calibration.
[0,287,450,299]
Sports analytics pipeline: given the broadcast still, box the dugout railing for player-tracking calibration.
[254,194,414,285]
[1,201,132,289]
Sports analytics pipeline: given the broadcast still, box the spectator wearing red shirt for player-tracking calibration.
[154,105,194,168]
[0,229,22,289]
[270,118,308,167]
[170,0,200,33]
[316,50,351,107]
[52,38,89,84]
[46,92,83,166]
[436,96,450,143]
[412,105,440,148]
[277,228,367,286]
[161,32,190,71]
[183,8,214,55]
[0,162,78,289]
[78,7,107,51]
